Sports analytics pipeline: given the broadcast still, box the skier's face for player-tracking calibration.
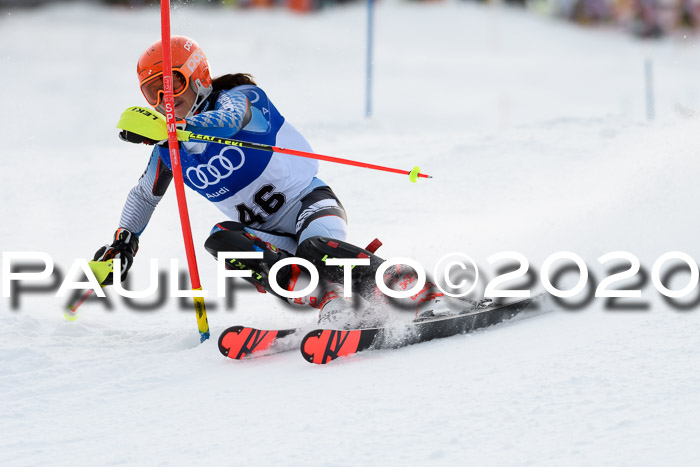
[156,86,197,120]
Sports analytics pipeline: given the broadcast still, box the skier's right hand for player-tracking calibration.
[93,228,139,285]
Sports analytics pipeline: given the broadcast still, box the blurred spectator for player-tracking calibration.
[2,0,700,38]
[627,0,664,37]
[678,0,700,26]
[570,0,612,23]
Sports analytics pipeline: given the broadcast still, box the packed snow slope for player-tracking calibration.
[2,2,700,465]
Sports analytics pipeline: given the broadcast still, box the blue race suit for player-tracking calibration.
[118,85,346,253]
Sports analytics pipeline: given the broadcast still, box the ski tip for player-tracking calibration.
[218,326,288,360]
[199,331,210,343]
[218,326,245,358]
[300,330,324,364]
[300,329,362,364]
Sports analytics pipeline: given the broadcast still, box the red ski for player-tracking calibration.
[218,326,299,360]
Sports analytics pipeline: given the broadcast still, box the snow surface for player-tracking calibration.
[2,1,700,465]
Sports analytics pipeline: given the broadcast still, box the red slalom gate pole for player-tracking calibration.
[160,1,210,342]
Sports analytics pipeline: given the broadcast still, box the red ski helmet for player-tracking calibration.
[137,35,213,118]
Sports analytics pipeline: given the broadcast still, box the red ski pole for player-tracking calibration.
[183,132,433,182]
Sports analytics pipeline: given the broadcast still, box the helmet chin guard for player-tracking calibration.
[186,77,213,118]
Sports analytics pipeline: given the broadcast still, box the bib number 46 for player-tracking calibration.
[236,184,286,226]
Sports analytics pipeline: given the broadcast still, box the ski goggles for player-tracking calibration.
[139,68,190,108]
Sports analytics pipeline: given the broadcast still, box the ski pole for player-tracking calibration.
[184,132,431,182]
[63,260,114,321]
[64,289,94,321]
[160,1,210,342]
[117,106,433,183]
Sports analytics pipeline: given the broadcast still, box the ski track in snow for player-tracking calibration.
[2,2,700,465]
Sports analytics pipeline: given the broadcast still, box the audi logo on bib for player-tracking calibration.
[186,147,245,189]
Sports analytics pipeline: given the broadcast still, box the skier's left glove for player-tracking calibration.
[93,228,139,285]
[119,130,159,145]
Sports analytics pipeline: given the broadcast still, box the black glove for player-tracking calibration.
[93,228,139,285]
[119,130,159,145]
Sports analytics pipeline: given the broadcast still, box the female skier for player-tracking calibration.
[95,35,439,320]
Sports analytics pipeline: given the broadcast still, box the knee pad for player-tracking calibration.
[296,236,431,306]
[296,236,386,300]
[298,215,348,244]
[204,222,292,298]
